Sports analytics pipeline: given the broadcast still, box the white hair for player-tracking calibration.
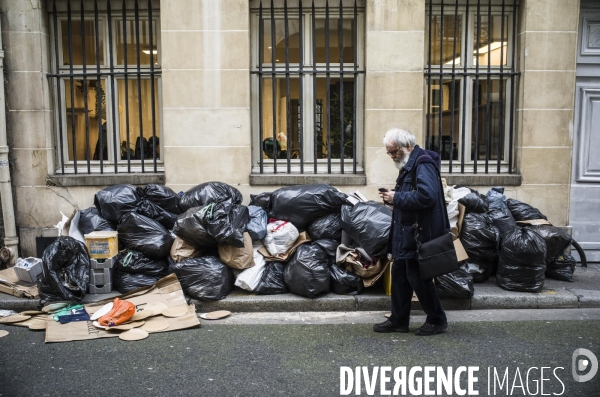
[383,128,416,149]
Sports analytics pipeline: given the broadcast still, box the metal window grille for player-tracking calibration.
[425,0,519,174]
[49,0,161,175]
[251,0,365,175]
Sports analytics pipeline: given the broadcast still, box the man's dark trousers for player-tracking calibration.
[390,258,447,326]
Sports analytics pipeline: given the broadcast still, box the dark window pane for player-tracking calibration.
[64,79,106,161]
[427,15,462,66]
[473,15,508,66]
[116,19,158,66]
[471,79,506,161]
[262,19,301,64]
[316,77,355,159]
[61,19,104,66]
[428,79,461,161]
[314,18,355,64]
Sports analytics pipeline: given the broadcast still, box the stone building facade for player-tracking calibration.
[0,0,596,260]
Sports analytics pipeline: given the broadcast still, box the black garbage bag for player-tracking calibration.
[246,205,268,241]
[284,243,331,298]
[113,270,162,293]
[114,250,168,276]
[546,253,576,282]
[173,206,217,249]
[249,192,272,210]
[94,184,142,223]
[314,239,340,259]
[39,237,90,304]
[179,182,243,212]
[308,213,343,241]
[488,207,517,240]
[138,184,182,214]
[460,213,500,280]
[78,207,115,235]
[525,225,571,260]
[171,256,234,301]
[340,201,392,258]
[329,265,363,295]
[269,184,350,230]
[118,212,174,259]
[174,203,248,249]
[226,204,250,247]
[496,227,547,292]
[255,262,288,295]
[486,186,506,211]
[458,192,489,214]
[506,198,547,221]
[435,264,474,299]
[463,261,493,283]
[136,199,178,230]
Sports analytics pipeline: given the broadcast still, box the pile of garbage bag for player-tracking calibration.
[58,180,583,305]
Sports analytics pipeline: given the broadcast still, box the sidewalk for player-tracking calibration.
[1,264,599,313]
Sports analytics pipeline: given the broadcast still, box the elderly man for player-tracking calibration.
[375,128,448,336]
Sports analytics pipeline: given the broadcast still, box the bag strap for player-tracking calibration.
[411,160,451,250]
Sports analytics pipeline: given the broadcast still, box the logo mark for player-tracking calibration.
[572,348,598,382]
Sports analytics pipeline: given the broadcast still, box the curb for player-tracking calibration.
[2,286,597,313]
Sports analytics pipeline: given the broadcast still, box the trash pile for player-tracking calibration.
[446,185,580,297]
[34,182,391,304]
[7,181,583,310]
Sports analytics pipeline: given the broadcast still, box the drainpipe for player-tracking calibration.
[0,20,19,265]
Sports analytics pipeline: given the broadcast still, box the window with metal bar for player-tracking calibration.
[250,0,365,175]
[49,0,161,175]
[425,0,518,174]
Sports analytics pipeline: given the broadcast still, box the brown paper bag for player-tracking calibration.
[170,236,202,262]
[218,232,254,269]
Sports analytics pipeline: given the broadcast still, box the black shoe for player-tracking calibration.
[373,320,409,333]
[415,322,448,336]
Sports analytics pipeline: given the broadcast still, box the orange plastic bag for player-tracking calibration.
[98,297,135,327]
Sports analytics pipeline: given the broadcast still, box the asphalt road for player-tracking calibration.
[1,311,599,397]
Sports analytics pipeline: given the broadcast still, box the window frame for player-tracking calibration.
[49,4,163,174]
[425,0,518,173]
[250,1,366,175]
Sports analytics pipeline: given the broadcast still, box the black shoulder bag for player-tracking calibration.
[411,165,460,280]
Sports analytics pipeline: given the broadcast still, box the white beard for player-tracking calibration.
[393,148,410,170]
[394,158,406,170]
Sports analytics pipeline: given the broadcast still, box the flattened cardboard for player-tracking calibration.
[0,267,39,299]
[258,231,311,261]
[45,274,200,343]
[453,238,469,262]
[516,219,552,226]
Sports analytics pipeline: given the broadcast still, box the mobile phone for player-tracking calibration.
[378,188,388,192]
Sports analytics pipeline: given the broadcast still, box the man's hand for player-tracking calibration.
[379,189,395,204]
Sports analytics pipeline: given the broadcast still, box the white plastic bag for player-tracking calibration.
[234,247,267,292]
[447,200,459,230]
[262,220,299,257]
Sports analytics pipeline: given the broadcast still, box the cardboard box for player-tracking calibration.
[14,257,43,283]
[0,267,39,299]
[84,231,118,259]
[90,256,116,270]
[89,268,113,286]
[88,283,112,294]
[46,274,200,343]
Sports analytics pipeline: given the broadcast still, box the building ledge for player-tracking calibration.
[442,173,522,187]
[250,173,367,186]
[46,173,165,187]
